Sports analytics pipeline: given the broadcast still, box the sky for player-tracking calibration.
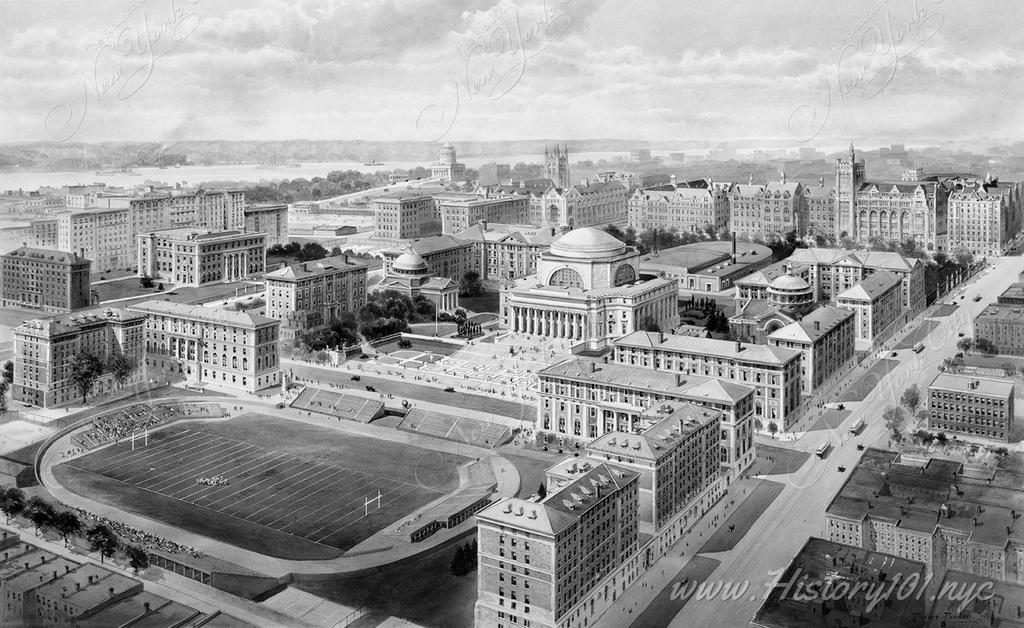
[1,0,1022,147]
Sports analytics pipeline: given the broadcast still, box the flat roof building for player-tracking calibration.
[928,373,1015,442]
[768,305,856,394]
[264,254,368,335]
[0,246,91,313]
[136,228,266,287]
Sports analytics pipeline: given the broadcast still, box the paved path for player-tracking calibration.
[37,394,520,579]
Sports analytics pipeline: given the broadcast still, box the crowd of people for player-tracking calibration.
[75,404,176,449]
[196,475,229,486]
[72,507,205,558]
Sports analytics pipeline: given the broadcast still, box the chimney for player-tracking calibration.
[343,253,349,264]
[814,321,820,331]
[731,233,737,262]
[590,362,597,373]
[75,582,81,591]
[109,586,115,597]
[21,241,26,248]
[80,248,85,259]
[550,226,556,236]
[302,263,308,272]
[735,341,743,352]
[480,220,488,232]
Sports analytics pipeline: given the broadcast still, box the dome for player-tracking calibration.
[769,273,810,292]
[393,249,428,273]
[549,228,627,259]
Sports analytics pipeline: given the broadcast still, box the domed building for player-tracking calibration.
[501,227,678,348]
[730,265,815,343]
[377,247,460,312]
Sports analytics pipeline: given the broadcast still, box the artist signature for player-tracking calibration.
[44,0,203,142]
[416,0,573,142]
[788,0,944,142]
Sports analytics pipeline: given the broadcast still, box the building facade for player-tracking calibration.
[767,305,856,395]
[946,177,1023,257]
[474,463,640,628]
[544,144,571,189]
[129,300,281,394]
[0,246,91,312]
[457,222,557,284]
[836,144,948,250]
[927,373,1014,442]
[434,193,530,235]
[381,234,474,282]
[264,254,368,334]
[29,218,59,248]
[430,142,467,182]
[12,308,146,408]
[786,247,926,313]
[835,270,903,346]
[136,228,266,287]
[539,181,628,229]
[502,228,678,349]
[243,203,289,247]
[372,193,438,239]
[975,304,1024,355]
[802,181,836,239]
[57,207,131,272]
[376,249,460,313]
[627,179,730,234]
[611,331,802,430]
[729,177,804,241]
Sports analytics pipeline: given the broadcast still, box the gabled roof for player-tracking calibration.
[383,234,471,257]
[2,246,86,264]
[786,248,919,272]
[614,331,801,366]
[128,300,278,328]
[836,270,901,301]
[538,358,753,402]
[265,254,366,281]
[768,306,854,344]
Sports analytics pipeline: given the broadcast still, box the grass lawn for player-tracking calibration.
[838,359,900,402]
[628,557,722,628]
[500,451,563,498]
[459,292,500,314]
[294,530,479,628]
[55,414,466,558]
[894,319,941,350]
[696,480,784,553]
[93,277,165,303]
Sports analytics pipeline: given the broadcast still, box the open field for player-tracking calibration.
[838,359,899,402]
[894,319,941,349]
[55,414,466,558]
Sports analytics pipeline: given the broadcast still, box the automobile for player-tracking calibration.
[837,466,846,472]
[856,444,865,451]
[958,332,965,337]
[443,386,455,393]
[974,295,983,302]
[365,385,376,392]
[891,351,898,357]
[350,375,361,381]
[824,402,845,410]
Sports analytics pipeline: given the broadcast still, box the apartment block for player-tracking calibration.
[243,203,289,247]
[434,193,530,234]
[13,308,146,408]
[372,192,437,239]
[834,270,903,345]
[975,303,1024,355]
[787,247,926,312]
[0,246,91,312]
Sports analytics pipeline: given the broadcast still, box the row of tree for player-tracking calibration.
[66,351,136,405]
[0,360,12,412]
[450,539,479,577]
[0,487,149,572]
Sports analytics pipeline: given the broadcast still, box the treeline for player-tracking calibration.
[241,170,385,203]
[0,487,149,573]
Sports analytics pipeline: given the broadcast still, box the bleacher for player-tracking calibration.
[290,388,385,423]
[396,409,511,448]
[72,402,226,450]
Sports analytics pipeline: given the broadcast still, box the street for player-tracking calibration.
[662,255,1024,627]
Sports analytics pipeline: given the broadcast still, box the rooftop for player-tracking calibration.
[1,246,87,264]
[586,402,720,463]
[977,303,1024,321]
[456,223,558,246]
[835,270,901,301]
[382,234,471,257]
[548,227,628,260]
[614,330,802,366]
[735,259,809,287]
[265,254,367,281]
[476,463,638,535]
[538,357,754,404]
[142,227,257,242]
[768,305,854,344]
[751,536,927,628]
[787,247,919,271]
[928,373,1014,398]
[640,240,772,274]
[15,307,145,337]
[128,300,278,328]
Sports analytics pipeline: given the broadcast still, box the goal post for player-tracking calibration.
[364,490,382,516]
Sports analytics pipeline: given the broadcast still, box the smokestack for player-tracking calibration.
[343,253,349,264]
[731,232,737,262]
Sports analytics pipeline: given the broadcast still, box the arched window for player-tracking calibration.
[614,264,636,287]
[242,358,248,370]
[232,356,237,369]
[221,355,227,366]
[549,267,584,289]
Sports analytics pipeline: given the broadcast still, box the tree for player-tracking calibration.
[157,282,164,291]
[69,352,104,404]
[460,271,485,297]
[0,487,25,524]
[108,351,135,389]
[1,361,12,385]
[26,496,54,536]
[900,385,921,413]
[125,545,150,573]
[331,246,343,256]
[537,483,547,499]
[296,242,329,262]
[52,510,82,548]
[0,380,7,413]
[767,422,778,437]
[957,338,974,352]
[975,338,998,355]
[139,276,154,288]
[1003,362,1016,378]
[883,406,904,440]
[86,524,119,563]
[639,316,661,333]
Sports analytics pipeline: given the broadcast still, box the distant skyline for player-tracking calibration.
[1,0,1022,146]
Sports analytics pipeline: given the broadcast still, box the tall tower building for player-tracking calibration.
[835,142,864,239]
[545,144,571,188]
